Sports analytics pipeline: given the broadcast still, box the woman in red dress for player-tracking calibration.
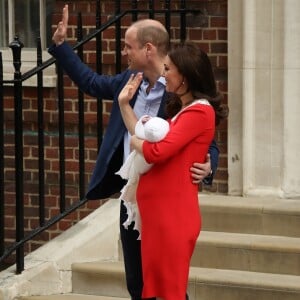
[118,42,228,300]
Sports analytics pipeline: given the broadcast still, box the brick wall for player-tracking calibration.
[2,0,227,267]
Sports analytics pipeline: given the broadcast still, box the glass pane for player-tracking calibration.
[15,0,40,48]
[45,0,55,48]
[0,0,54,49]
[0,0,8,47]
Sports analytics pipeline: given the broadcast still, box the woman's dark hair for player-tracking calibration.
[165,42,228,125]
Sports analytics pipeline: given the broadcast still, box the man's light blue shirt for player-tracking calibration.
[123,76,166,161]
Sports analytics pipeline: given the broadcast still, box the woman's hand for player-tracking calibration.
[118,73,143,135]
[118,72,143,105]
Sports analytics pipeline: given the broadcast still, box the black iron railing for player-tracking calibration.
[0,0,200,273]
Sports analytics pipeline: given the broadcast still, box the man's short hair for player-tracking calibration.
[133,19,170,56]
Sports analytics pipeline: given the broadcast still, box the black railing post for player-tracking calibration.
[180,0,187,42]
[148,0,154,19]
[132,0,138,22]
[115,0,121,74]
[36,36,45,226]
[56,62,66,213]
[77,12,85,199]
[50,8,68,214]
[95,0,102,75]
[9,36,24,274]
[0,52,4,258]
[164,0,171,34]
[96,0,103,149]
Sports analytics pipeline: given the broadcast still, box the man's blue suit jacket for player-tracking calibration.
[49,42,219,200]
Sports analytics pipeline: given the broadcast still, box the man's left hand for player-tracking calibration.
[190,153,212,184]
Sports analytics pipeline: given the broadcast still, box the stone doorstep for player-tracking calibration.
[192,231,300,275]
[189,266,300,293]
[188,268,300,300]
[18,295,129,300]
[72,260,125,275]
[200,195,300,237]
[197,231,300,253]
[71,261,128,298]
[200,195,300,216]
[71,261,300,294]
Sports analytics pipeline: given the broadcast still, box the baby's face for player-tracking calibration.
[141,115,151,124]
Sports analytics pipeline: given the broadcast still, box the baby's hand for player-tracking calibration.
[141,115,151,124]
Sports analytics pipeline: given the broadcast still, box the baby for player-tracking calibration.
[116,115,170,238]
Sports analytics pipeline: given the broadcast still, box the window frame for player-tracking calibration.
[1,0,56,87]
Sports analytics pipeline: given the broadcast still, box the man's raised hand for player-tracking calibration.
[52,4,69,46]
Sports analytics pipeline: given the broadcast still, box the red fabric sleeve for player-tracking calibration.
[142,104,215,164]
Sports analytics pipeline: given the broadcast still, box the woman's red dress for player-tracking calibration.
[137,101,215,300]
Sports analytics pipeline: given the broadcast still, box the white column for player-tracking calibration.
[282,0,300,197]
[228,0,300,198]
[228,0,244,195]
[241,0,257,195]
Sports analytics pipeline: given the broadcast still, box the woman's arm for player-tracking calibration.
[130,135,144,154]
[140,106,213,163]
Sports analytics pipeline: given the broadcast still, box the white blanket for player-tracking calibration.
[116,115,169,239]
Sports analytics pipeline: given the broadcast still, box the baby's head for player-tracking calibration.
[135,115,169,142]
[143,117,169,142]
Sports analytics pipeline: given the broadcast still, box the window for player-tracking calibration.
[0,0,54,49]
[0,0,56,87]
[0,0,8,47]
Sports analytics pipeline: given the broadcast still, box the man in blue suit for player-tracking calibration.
[50,4,218,300]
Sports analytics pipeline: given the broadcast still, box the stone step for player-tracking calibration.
[192,231,300,275]
[200,195,300,237]
[19,295,128,300]
[71,260,300,300]
[72,261,128,299]
[188,266,300,300]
